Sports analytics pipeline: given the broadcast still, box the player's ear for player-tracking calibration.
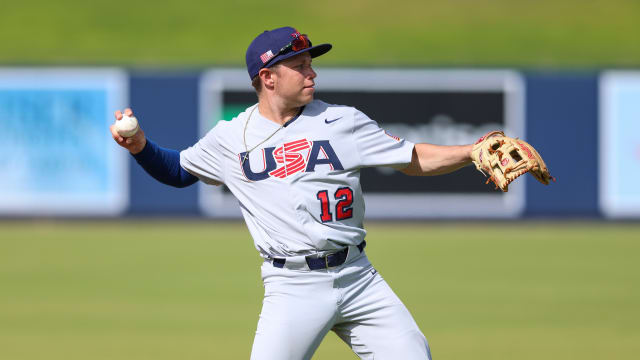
[259,68,276,90]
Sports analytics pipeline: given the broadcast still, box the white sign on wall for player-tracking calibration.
[599,72,640,218]
[0,68,129,216]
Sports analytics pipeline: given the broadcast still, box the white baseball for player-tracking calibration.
[115,114,139,137]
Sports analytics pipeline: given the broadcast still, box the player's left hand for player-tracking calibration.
[470,131,555,192]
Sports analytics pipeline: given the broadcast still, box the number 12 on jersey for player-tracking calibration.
[316,187,354,222]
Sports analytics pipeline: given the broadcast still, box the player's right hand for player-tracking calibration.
[111,108,147,155]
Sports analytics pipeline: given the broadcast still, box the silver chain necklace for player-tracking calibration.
[241,105,285,165]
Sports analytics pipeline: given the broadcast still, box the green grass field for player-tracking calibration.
[1,221,638,359]
[1,0,639,67]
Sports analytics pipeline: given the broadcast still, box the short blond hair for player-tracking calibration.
[252,76,262,94]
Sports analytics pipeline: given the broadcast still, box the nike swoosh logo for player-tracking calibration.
[324,117,342,124]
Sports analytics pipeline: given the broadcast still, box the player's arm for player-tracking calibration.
[110,108,198,188]
[400,143,473,176]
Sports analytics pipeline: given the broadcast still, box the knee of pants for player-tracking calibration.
[373,330,431,360]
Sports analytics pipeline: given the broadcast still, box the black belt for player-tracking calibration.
[272,240,366,270]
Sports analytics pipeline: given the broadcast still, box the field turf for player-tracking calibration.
[1,220,638,359]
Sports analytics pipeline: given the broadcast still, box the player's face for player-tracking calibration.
[273,53,317,107]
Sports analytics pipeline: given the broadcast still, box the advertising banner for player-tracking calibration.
[599,72,640,218]
[0,69,128,216]
[199,69,525,218]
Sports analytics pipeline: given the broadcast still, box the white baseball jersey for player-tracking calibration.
[180,99,414,258]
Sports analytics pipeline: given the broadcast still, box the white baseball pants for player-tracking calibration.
[250,251,431,360]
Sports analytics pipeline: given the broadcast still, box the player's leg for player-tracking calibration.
[332,257,431,359]
[250,262,338,360]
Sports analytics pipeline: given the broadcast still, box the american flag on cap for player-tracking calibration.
[260,50,275,64]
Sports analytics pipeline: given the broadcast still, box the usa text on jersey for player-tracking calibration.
[238,139,344,181]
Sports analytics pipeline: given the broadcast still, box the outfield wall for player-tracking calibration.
[1,68,637,219]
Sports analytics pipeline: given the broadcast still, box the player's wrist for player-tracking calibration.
[129,136,148,155]
[464,144,473,161]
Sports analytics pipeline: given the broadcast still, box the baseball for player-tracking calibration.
[115,114,139,137]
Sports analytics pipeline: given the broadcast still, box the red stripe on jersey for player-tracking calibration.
[286,145,310,152]
[287,163,305,174]
[285,139,308,146]
[270,167,286,178]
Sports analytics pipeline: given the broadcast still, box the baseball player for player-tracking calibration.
[111,27,476,360]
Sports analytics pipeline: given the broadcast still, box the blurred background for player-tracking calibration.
[1,0,639,359]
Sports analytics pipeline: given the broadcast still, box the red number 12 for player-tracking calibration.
[316,187,354,223]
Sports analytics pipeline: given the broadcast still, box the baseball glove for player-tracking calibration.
[471,131,555,192]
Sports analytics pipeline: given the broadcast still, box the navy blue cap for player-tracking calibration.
[246,26,332,80]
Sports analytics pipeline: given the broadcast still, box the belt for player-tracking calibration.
[272,240,366,270]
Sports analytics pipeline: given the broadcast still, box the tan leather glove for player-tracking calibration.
[471,131,555,192]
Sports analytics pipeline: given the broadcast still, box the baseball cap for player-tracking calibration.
[246,26,332,80]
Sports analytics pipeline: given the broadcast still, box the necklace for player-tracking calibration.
[241,105,285,165]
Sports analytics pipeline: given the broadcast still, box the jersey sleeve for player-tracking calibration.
[179,123,226,186]
[352,109,415,168]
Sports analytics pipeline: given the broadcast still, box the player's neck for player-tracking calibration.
[257,97,303,126]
